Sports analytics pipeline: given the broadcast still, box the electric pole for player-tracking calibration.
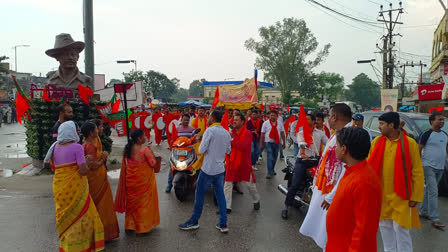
[83,0,94,89]
[377,2,404,89]
[399,61,427,99]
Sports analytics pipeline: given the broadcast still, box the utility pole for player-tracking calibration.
[399,61,427,99]
[377,2,404,89]
[83,0,94,89]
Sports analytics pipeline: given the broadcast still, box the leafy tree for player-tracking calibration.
[346,73,381,108]
[202,97,212,104]
[0,56,10,89]
[245,18,331,104]
[123,70,177,102]
[188,79,204,97]
[316,72,344,102]
[173,87,189,102]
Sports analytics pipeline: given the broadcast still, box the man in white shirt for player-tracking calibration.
[282,112,328,219]
[260,110,286,179]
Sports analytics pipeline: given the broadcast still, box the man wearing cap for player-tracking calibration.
[368,112,424,252]
[353,113,372,142]
[45,33,92,93]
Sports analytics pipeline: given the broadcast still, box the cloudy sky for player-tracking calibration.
[0,0,443,89]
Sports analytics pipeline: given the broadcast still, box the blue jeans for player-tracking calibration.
[285,158,318,206]
[265,142,279,176]
[167,171,173,188]
[420,166,444,221]
[293,143,299,158]
[251,141,261,166]
[190,171,227,226]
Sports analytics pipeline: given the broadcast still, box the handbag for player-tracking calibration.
[154,156,162,173]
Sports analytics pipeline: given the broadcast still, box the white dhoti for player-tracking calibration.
[299,187,328,249]
[299,168,346,249]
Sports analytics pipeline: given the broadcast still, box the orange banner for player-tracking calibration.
[218,78,257,104]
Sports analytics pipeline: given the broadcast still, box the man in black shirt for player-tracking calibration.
[52,104,74,141]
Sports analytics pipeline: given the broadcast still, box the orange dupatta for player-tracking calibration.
[368,133,412,200]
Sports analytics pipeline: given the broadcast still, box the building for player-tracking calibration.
[261,89,300,104]
[430,13,448,83]
[187,96,204,102]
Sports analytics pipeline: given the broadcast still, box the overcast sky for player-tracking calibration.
[0,0,443,89]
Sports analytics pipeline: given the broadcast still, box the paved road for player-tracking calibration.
[1,124,448,251]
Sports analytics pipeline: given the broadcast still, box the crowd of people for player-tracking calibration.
[0,104,17,127]
[43,101,447,252]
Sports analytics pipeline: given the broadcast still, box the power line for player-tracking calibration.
[304,1,383,34]
[305,0,383,27]
[325,0,378,22]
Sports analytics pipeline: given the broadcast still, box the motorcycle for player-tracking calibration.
[169,128,201,201]
[277,152,318,209]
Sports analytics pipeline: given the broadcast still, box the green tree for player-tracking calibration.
[106,78,123,88]
[123,70,177,102]
[188,79,204,97]
[245,18,331,104]
[346,73,381,108]
[316,72,344,102]
[173,87,189,102]
[0,56,10,89]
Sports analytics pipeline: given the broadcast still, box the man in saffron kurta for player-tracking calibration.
[137,105,151,141]
[299,103,352,249]
[190,107,207,138]
[224,114,261,212]
[326,127,382,252]
[368,112,424,252]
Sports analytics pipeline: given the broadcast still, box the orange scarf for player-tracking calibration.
[269,120,280,144]
[250,117,261,137]
[229,126,249,171]
[368,133,412,200]
[193,116,207,130]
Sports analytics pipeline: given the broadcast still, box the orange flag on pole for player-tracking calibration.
[295,104,313,147]
[15,92,30,124]
[42,88,51,102]
[78,84,93,106]
[221,109,230,131]
[112,99,121,113]
[212,86,220,108]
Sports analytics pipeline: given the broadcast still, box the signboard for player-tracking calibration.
[94,74,106,91]
[94,81,144,109]
[381,89,398,112]
[417,83,444,101]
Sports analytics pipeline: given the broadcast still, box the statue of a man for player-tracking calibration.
[45,33,92,94]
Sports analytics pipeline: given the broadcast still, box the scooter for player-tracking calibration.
[169,128,201,201]
[277,149,318,209]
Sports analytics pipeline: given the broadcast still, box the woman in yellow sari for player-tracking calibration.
[81,121,119,241]
[44,121,104,252]
[115,129,160,234]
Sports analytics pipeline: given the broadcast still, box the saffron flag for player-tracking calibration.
[212,86,220,108]
[42,88,51,102]
[170,122,179,150]
[260,103,264,111]
[15,91,30,124]
[95,102,113,122]
[112,99,121,113]
[287,106,290,112]
[284,115,296,135]
[295,104,313,148]
[221,109,230,131]
[78,84,93,106]
[11,74,28,100]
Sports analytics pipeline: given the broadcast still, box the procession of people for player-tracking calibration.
[4,33,444,252]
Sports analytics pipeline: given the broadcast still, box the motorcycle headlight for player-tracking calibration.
[176,161,188,171]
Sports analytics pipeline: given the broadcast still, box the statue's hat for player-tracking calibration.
[45,33,85,58]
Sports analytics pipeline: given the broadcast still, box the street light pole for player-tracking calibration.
[12,45,30,72]
[117,60,137,72]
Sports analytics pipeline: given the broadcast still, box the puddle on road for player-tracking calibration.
[107,169,121,179]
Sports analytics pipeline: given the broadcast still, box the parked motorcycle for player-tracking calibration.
[169,128,201,201]
[277,154,318,209]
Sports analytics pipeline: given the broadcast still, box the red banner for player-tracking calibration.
[418,83,444,100]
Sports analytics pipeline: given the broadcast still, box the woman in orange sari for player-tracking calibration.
[44,121,104,252]
[115,129,160,234]
[81,121,119,241]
